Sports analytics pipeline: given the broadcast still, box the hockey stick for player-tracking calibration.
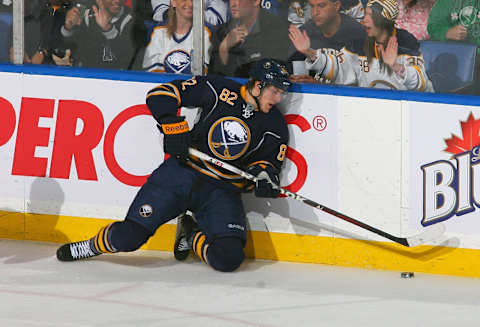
[188,148,445,248]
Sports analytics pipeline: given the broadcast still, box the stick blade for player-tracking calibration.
[405,224,446,247]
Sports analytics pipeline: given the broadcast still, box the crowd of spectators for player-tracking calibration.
[2,0,480,95]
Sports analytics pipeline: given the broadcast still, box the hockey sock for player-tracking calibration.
[91,223,117,254]
[192,231,209,264]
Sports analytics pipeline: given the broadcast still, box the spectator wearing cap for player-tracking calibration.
[289,0,433,91]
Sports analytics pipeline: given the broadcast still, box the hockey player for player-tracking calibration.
[289,0,434,91]
[56,59,291,272]
[142,0,212,74]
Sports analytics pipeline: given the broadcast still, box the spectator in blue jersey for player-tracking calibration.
[288,0,366,83]
[61,0,145,69]
[151,0,229,26]
[209,0,290,77]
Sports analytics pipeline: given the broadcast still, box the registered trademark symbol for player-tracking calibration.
[312,115,327,132]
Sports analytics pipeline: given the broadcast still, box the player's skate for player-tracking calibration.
[174,211,199,261]
[56,239,101,262]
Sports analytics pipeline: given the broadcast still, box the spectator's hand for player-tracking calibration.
[93,0,113,32]
[446,25,468,41]
[31,51,45,65]
[65,7,82,31]
[290,74,316,83]
[52,49,73,66]
[289,24,310,55]
[378,35,398,68]
[224,25,248,49]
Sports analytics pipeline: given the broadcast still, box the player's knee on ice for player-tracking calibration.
[207,237,245,272]
[110,220,153,252]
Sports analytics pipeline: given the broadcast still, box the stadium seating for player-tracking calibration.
[420,40,477,93]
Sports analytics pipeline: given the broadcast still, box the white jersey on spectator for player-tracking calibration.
[151,0,228,26]
[341,0,364,23]
[143,25,212,74]
[305,29,433,92]
[289,0,364,26]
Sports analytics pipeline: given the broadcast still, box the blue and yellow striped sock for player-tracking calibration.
[90,223,117,254]
[192,231,209,264]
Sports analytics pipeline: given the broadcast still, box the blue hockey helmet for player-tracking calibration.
[249,59,291,92]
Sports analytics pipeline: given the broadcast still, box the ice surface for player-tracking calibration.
[0,239,479,327]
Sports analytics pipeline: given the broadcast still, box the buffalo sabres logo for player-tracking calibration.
[139,204,153,218]
[208,117,250,160]
[165,50,191,74]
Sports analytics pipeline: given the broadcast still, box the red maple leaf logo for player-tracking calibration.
[444,112,480,155]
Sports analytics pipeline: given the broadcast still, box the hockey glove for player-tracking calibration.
[246,164,281,198]
[159,116,191,162]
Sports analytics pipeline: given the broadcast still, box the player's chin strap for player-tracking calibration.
[187,147,446,248]
[247,83,264,111]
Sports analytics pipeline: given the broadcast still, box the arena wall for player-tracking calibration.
[1,64,480,277]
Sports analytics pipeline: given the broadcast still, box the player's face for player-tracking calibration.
[362,7,380,38]
[229,0,259,20]
[102,0,124,16]
[172,0,193,20]
[309,0,340,28]
[258,85,286,113]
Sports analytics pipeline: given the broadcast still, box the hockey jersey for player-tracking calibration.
[142,25,212,74]
[146,75,289,190]
[151,0,228,26]
[341,0,365,23]
[288,0,364,25]
[305,28,434,91]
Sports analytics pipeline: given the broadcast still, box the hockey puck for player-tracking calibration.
[401,272,414,278]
